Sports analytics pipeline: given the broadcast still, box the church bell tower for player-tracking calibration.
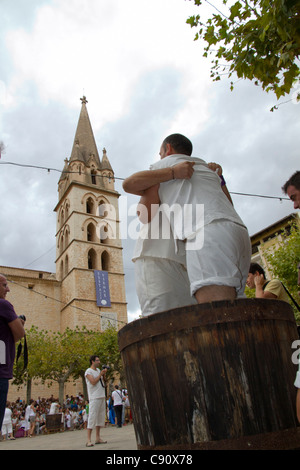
[54,97,127,331]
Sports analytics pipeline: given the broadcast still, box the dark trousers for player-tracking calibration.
[114,405,123,427]
[0,378,9,429]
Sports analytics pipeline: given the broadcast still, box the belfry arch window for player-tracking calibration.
[91,170,97,185]
[98,199,109,218]
[60,234,64,254]
[60,260,64,279]
[64,201,70,219]
[88,249,97,270]
[87,222,97,242]
[99,224,110,244]
[86,197,95,214]
[65,255,69,277]
[64,228,69,250]
[101,251,109,271]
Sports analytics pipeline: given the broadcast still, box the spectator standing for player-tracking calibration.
[112,385,124,428]
[84,355,108,447]
[1,402,15,440]
[124,392,132,424]
[27,400,36,437]
[49,398,60,415]
[107,395,115,425]
[247,263,291,303]
[0,274,25,429]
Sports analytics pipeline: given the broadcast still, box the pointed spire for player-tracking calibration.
[69,97,102,168]
[59,157,69,183]
[101,148,113,172]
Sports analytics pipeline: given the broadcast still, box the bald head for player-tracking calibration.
[0,274,10,299]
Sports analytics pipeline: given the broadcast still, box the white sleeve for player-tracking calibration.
[294,367,300,388]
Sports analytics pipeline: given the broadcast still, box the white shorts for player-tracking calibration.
[135,257,197,316]
[186,220,251,297]
[1,423,12,435]
[87,398,106,429]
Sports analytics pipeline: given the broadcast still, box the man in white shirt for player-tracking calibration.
[123,133,251,305]
[124,159,232,315]
[85,355,108,447]
[49,399,59,415]
[112,385,124,428]
[124,160,196,316]
[132,206,197,315]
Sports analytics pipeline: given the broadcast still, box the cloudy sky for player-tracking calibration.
[0,0,299,323]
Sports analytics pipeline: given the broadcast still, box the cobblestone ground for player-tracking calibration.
[0,423,137,451]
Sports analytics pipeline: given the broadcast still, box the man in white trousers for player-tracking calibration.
[123,133,251,305]
[85,355,108,447]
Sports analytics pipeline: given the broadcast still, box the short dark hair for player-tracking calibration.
[249,262,266,279]
[162,133,193,156]
[282,171,300,194]
[89,355,99,365]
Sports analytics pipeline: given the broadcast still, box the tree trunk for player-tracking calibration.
[26,378,32,405]
[80,371,88,400]
[58,380,65,405]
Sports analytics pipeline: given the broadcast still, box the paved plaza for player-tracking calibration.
[0,423,137,451]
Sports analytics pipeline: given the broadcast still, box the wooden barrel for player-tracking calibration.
[118,299,300,450]
[45,414,62,433]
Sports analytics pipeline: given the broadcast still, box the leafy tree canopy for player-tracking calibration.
[264,221,300,320]
[13,324,123,403]
[187,0,300,98]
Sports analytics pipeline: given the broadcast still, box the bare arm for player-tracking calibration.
[122,161,195,196]
[254,275,277,299]
[8,318,25,343]
[135,161,233,224]
[207,162,233,205]
[137,184,160,224]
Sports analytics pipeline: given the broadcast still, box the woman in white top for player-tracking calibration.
[26,400,36,437]
[1,403,15,440]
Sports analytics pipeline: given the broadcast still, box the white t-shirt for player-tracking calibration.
[49,402,59,415]
[112,389,123,406]
[85,368,106,400]
[151,154,245,240]
[2,407,12,425]
[25,405,31,420]
[133,203,186,264]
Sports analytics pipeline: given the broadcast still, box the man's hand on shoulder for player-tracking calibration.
[173,161,195,179]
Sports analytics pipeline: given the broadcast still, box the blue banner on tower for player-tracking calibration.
[94,270,111,307]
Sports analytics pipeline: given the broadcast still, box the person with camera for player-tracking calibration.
[0,274,25,431]
[84,355,108,447]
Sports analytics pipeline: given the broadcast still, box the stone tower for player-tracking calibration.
[54,97,127,331]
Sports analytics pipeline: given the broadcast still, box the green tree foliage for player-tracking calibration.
[264,222,300,320]
[13,325,122,404]
[187,0,300,98]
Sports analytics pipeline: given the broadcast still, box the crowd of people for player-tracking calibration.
[0,392,132,441]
